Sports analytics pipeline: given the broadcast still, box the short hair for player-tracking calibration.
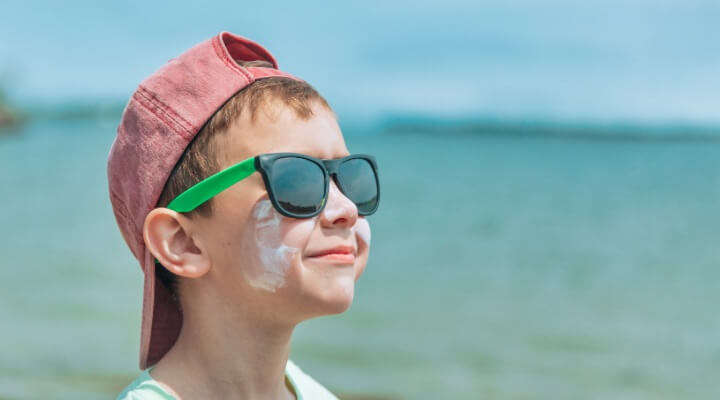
[154,60,332,299]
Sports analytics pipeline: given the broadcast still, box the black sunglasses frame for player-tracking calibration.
[255,152,380,219]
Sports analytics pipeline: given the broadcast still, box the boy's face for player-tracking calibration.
[189,100,371,323]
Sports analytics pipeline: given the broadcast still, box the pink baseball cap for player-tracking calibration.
[107,31,302,369]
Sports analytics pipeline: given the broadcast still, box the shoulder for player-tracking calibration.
[117,361,337,400]
[116,369,176,400]
[286,359,340,400]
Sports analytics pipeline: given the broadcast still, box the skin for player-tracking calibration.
[143,100,371,399]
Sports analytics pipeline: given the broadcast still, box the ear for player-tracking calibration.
[143,208,211,279]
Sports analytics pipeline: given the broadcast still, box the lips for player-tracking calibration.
[307,245,356,258]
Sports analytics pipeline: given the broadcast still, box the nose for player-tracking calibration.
[319,180,358,228]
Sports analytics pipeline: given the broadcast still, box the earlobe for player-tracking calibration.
[143,208,211,279]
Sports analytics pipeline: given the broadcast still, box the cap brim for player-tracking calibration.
[140,246,183,369]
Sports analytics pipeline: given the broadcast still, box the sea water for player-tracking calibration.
[1,117,719,399]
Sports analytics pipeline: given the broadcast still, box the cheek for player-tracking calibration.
[352,218,372,281]
[239,199,315,292]
[354,218,372,247]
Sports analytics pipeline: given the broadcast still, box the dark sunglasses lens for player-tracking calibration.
[270,157,326,216]
[337,158,379,214]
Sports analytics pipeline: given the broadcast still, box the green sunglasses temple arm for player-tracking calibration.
[166,156,257,212]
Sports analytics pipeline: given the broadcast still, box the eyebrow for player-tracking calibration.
[295,150,351,160]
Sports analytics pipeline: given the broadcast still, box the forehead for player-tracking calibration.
[219,101,349,166]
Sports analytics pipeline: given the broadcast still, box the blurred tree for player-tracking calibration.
[0,66,21,129]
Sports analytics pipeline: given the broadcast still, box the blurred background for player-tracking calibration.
[1,1,719,399]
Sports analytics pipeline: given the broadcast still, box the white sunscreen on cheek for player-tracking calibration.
[245,199,300,292]
[354,217,372,247]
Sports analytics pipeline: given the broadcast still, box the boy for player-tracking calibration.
[107,31,379,399]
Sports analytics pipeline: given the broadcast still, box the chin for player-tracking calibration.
[312,277,356,315]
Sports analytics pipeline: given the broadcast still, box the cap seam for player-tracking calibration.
[136,86,194,134]
[212,36,255,84]
[134,87,195,140]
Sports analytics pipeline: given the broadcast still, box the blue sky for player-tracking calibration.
[1,0,719,125]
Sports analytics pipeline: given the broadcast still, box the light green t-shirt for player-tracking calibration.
[116,359,338,400]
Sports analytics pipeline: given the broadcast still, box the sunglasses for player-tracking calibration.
[166,152,380,219]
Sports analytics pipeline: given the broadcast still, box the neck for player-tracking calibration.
[149,290,297,400]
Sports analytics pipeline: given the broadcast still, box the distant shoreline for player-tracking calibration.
[382,115,720,142]
[4,100,720,142]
